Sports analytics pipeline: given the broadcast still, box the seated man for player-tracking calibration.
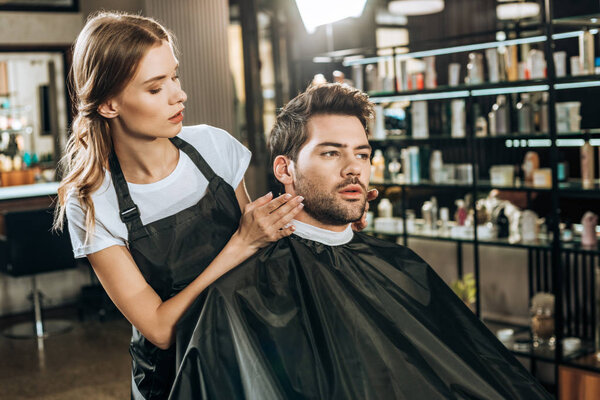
[169,84,550,400]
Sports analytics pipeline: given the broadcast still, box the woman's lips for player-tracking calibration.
[168,110,184,123]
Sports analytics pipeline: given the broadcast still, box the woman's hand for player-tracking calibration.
[352,189,378,231]
[233,192,304,253]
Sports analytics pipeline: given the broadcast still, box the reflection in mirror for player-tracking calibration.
[0,51,69,186]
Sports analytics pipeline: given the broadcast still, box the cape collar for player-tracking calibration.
[291,219,354,246]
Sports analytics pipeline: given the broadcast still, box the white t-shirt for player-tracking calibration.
[66,125,251,259]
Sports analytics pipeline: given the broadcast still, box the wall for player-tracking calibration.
[0,1,143,317]
[144,0,235,134]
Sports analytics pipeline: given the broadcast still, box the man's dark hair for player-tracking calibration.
[268,83,374,164]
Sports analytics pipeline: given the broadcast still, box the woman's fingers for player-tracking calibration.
[267,195,304,225]
[261,193,295,214]
[244,191,273,213]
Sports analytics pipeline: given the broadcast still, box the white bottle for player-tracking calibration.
[378,198,393,218]
[430,150,444,183]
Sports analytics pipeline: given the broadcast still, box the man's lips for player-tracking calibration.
[338,185,365,198]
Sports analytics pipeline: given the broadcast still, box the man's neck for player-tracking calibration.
[293,211,349,233]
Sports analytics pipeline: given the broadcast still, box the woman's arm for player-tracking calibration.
[88,186,303,350]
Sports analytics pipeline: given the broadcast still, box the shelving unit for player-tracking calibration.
[324,3,600,393]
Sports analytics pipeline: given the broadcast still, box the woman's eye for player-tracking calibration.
[172,75,180,81]
[149,88,162,94]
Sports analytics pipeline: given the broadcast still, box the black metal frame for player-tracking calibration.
[0,0,78,12]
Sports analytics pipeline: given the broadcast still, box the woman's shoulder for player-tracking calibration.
[64,171,116,213]
[178,124,234,144]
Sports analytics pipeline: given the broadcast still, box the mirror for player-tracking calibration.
[0,48,71,185]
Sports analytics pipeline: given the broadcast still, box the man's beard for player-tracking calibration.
[294,174,367,226]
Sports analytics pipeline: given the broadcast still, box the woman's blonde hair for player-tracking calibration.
[54,11,174,241]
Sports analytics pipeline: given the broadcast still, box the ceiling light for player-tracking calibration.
[294,0,368,33]
[388,0,445,16]
[496,2,540,20]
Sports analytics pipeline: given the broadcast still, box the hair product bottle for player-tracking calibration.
[581,141,595,189]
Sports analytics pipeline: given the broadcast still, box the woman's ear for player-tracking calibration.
[97,99,119,119]
[273,155,294,185]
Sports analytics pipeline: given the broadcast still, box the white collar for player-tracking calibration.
[291,219,354,246]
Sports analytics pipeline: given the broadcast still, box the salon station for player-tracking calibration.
[1,0,600,399]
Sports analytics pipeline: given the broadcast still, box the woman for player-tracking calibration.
[54,12,304,399]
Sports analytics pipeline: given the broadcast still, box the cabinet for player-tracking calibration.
[319,5,600,395]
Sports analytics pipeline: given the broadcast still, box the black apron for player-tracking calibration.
[108,136,242,399]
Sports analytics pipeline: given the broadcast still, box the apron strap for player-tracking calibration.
[109,136,218,237]
[108,150,145,234]
[169,136,218,182]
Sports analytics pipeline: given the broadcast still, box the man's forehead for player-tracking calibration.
[305,114,368,145]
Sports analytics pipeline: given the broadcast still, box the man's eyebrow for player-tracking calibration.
[316,142,372,151]
[143,64,179,85]
[316,142,346,148]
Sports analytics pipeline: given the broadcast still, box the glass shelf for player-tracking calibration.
[371,130,600,144]
[372,180,474,191]
[371,179,600,196]
[553,14,600,28]
[563,353,600,374]
[483,320,598,367]
[343,30,583,66]
[366,229,553,251]
[370,134,468,143]
[367,75,600,103]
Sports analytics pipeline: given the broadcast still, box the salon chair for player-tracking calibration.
[0,208,76,339]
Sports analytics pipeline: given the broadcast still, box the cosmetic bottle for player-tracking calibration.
[492,95,510,135]
[409,146,420,184]
[485,48,500,83]
[430,150,444,183]
[371,149,386,183]
[388,158,401,183]
[581,141,595,189]
[455,199,467,226]
[539,92,549,134]
[411,101,429,138]
[517,93,534,134]
[579,30,595,75]
[373,105,387,140]
[581,211,598,248]
[378,198,393,218]
[430,196,438,232]
[424,56,437,89]
[401,148,411,183]
[451,99,466,138]
[467,53,484,84]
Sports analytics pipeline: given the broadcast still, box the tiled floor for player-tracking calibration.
[0,312,131,399]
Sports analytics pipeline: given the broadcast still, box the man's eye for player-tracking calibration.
[357,153,370,160]
[322,151,339,157]
[172,75,180,81]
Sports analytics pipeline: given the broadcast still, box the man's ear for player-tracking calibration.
[273,155,294,185]
[97,99,119,119]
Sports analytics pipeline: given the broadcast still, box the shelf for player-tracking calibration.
[366,229,553,251]
[552,14,600,28]
[483,320,599,368]
[372,180,474,191]
[367,75,600,103]
[370,134,468,144]
[343,30,583,66]
[563,353,600,374]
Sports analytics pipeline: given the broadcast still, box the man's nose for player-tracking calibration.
[342,157,362,176]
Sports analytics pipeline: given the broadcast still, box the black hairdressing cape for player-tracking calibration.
[169,233,551,400]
